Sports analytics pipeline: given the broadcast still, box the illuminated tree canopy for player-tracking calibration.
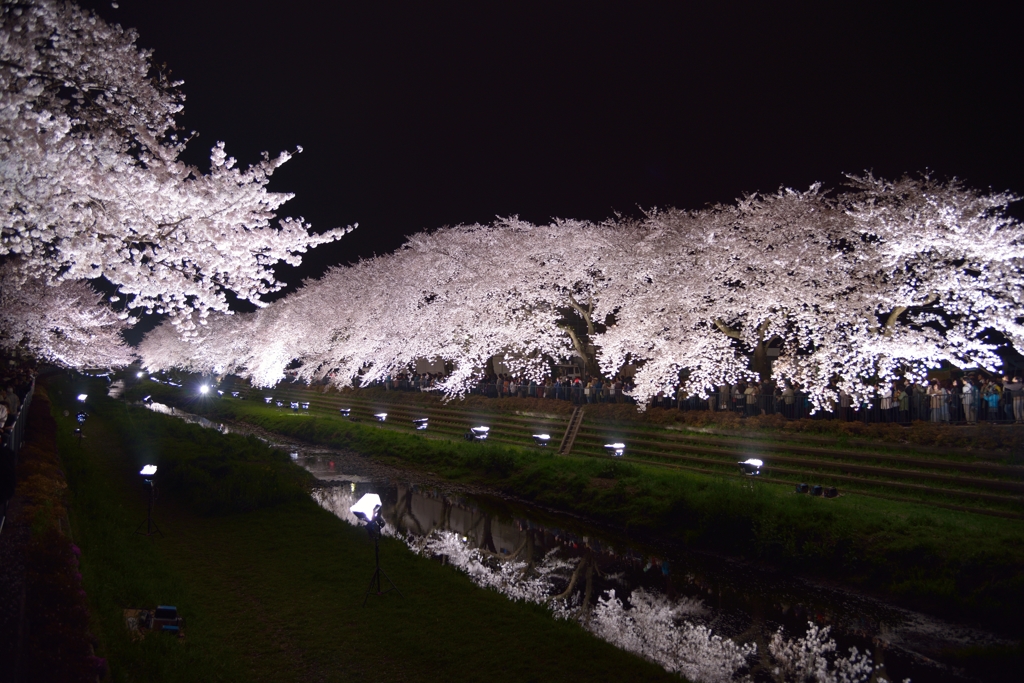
[140,175,1024,410]
[0,0,348,365]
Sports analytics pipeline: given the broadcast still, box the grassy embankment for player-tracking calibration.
[131,380,1024,634]
[54,376,679,683]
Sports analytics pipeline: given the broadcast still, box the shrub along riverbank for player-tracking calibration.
[50,375,679,683]
[130,380,1024,635]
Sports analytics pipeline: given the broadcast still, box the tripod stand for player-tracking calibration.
[135,478,163,537]
[362,520,401,606]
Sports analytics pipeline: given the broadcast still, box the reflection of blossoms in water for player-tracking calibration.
[589,588,753,683]
[769,622,903,683]
[312,488,899,683]
[397,529,755,681]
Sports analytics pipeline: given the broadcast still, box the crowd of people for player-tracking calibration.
[375,368,1024,425]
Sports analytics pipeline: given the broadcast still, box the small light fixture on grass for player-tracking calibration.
[290,401,299,411]
[76,411,88,424]
[301,402,310,410]
[290,452,299,460]
[77,394,88,402]
[276,401,284,407]
[532,433,551,446]
[374,412,388,422]
[795,483,809,494]
[349,493,402,606]
[264,396,273,404]
[466,426,489,441]
[231,391,240,398]
[604,442,626,457]
[738,458,763,476]
[339,408,351,417]
[823,486,838,498]
[137,371,145,378]
[413,418,428,430]
[199,385,209,395]
[136,465,162,537]
[810,485,823,496]
[142,395,152,404]
[216,390,224,396]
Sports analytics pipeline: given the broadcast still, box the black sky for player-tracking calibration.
[81,1,1023,294]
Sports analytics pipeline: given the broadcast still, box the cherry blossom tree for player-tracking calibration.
[0,264,134,367]
[138,173,1022,411]
[1,0,350,356]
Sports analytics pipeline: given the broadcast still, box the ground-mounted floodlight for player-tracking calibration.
[137,371,145,378]
[604,442,626,457]
[301,402,310,410]
[823,486,838,498]
[290,452,299,460]
[199,385,209,395]
[533,434,551,446]
[276,401,284,407]
[810,485,823,496]
[349,493,402,606]
[795,483,809,494]
[136,465,162,537]
[290,401,299,411]
[413,418,429,430]
[264,396,273,404]
[465,426,489,441]
[216,390,224,396]
[738,458,763,476]
[77,394,88,402]
[339,408,351,417]
[142,395,152,404]
[374,413,388,422]
[231,391,240,398]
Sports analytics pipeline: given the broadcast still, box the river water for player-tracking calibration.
[147,403,1014,683]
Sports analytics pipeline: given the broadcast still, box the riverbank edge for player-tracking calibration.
[134,383,1024,639]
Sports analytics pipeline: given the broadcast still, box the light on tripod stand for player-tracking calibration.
[349,493,402,606]
[738,458,763,476]
[350,492,382,525]
[604,442,626,457]
[466,426,489,441]
[136,465,162,537]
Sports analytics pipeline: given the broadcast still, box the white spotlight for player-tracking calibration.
[738,458,763,476]
[604,442,626,457]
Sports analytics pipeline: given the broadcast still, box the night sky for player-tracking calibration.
[82,1,1023,295]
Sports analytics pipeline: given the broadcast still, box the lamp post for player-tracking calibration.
[350,493,402,606]
[135,465,162,537]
